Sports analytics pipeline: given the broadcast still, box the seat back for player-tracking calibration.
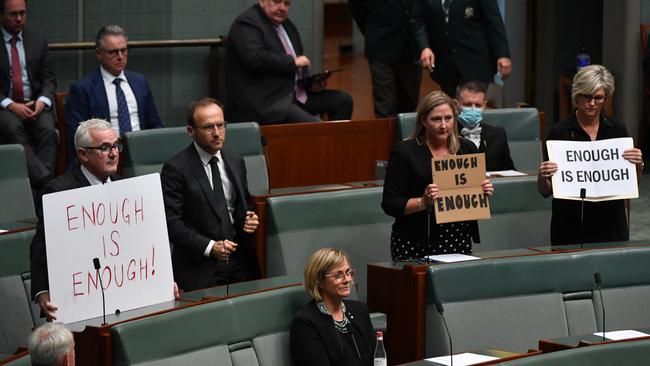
[0,144,35,222]
[122,127,191,177]
[482,108,542,172]
[395,112,417,141]
[226,122,269,196]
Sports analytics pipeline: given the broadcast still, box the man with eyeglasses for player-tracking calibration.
[0,0,58,193]
[65,24,162,156]
[161,98,261,291]
[30,118,122,321]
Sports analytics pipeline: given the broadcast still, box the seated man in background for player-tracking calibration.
[65,25,162,142]
[225,0,353,124]
[28,322,75,366]
[456,80,515,172]
[0,0,57,192]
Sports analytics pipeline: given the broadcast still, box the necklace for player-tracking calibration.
[317,301,350,334]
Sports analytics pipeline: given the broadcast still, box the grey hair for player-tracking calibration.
[571,64,615,103]
[74,118,113,150]
[28,323,74,366]
[95,24,128,49]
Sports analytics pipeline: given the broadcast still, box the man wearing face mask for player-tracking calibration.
[456,80,514,171]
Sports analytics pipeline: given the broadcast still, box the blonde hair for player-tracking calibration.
[303,248,350,301]
[409,90,461,153]
[571,64,615,104]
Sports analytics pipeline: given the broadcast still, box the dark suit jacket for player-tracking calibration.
[30,167,120,299]
[225,4,305,123]
[478,123,515,171]
[65,68,163,141]
[349,0,418,64]
[161,144,260,291]
[290,300,376,366]
[0,27,56,103]
[412,0,510,82]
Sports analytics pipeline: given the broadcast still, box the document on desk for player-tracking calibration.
[427,352,498,365]
[486,170,527,177]
[593,330,650,340]
[0,229,7,234]
[426,254,481,263]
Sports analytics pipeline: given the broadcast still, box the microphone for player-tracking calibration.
[579,188,586,249]
[93,258,107,326]
[426,202,433,263]
[436,302,453,366]
[594,272,606,342]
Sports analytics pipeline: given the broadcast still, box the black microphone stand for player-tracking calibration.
[93,258,107,326]
[579,188,586,250]
[594,272,606,342]
[436,302,453,366]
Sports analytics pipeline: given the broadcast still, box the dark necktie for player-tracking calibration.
[209,156,235,239]
[113,78,132,134]
[275,26,308,104]
[10,35,23,102]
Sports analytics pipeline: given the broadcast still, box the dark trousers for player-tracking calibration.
[0,108,57,188]
[369,56,422,117]
[284,89,354,123]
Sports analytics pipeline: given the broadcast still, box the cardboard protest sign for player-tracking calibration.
[431,153,490,224]
[43,174,174,324]
[547,137,638,202]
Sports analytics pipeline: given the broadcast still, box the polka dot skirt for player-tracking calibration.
[390,222,472,259]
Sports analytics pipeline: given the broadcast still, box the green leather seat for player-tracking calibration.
[0,353,30,366]
[0,144,35,222]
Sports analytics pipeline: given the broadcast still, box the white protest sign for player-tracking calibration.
[547,137,638,201]
[43,173,174,324]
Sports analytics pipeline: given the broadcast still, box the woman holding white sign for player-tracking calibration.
[538,65,643,245]
[382,91,494,260]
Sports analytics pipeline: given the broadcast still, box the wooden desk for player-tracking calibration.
[0,220,35,235]
[539,328,650,353]
[397,349,539,366]
[261,118,395,188]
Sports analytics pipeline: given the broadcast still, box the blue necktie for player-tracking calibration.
[113,78,132,134]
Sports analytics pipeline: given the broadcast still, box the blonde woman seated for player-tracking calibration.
[290,248,376,366]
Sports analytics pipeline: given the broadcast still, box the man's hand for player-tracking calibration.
[7,102,33,120]
[419,48,435,72]
[173,282,180,299]
[211,239,238,261]
[243,211,259,233]
[36,292,58,321]
[30,100,45,119]
[295,55,311,68]
[497,57,512,80]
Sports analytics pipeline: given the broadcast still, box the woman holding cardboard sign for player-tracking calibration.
[382,91,494,260]
[538,64,643,245]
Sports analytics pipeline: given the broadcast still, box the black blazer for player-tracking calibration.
[412,0,510,83]
[0,26,56,103]
[348,0,418,64]
[161,144,260,291]
[382,138,481,246]
[478,123,515,171]
[225,4,305,123]
[30,167,120,299]
[290,300,376,366]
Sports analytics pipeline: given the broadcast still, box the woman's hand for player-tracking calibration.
[539,161,558,180]
[623,148,644,171]
[481,179,494,197]
[422,183,439,206]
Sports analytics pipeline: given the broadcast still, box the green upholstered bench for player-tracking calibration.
[265,187,392,303]
[425,246,650,357]
[396,108,543,172]
[0,144,35,222]
[0,229,37,356]
[111,284,310,366]
[502,338,650,365]
[179,274,303,301]
[122,123,269,195]
[477,175,552,250]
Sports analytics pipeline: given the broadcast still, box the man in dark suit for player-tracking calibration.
[225,0,353,124]
[161,98,260,291]
[65,24,162,144]
[0,0,57,191]
[30,118,122,321]
[349,0,422,118]
[413,0,512,97]
[456,80,514,171]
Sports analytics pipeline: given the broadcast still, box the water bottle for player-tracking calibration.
[374,331,387,366]
[576,48,590,72]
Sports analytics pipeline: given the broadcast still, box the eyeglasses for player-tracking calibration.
[197,122,227,132]
[83,142,123,154]
[579,93,606,104]
[324,268,356,281]
[5,10,26,18]
[100,47,128,58]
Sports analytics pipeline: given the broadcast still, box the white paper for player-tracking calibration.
[43,174,174,324]
[0,229,7,234]
[426,352,498,365]
[547,137,638,201]
[486,170,527,177]
[593,330,650,341]
[426,254,481,263]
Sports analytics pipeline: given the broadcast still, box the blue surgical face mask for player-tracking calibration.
[458,107,483,129]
